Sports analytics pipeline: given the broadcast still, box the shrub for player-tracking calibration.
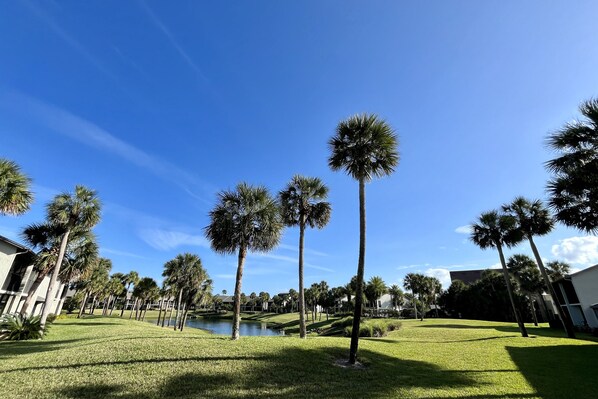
[0,314,48,341]
[387,320,402,332]
[344,324,373,337]
[63,297,80,313]
[332,316,354,328]
[370,321,388,337]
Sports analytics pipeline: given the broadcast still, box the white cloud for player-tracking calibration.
[101,248,148,260]
[455,225,471,234]
[551,236,598,265]
[277,243,328,257]
[138,228,208,251]
[252,253,333,272]
[424,268,452,290]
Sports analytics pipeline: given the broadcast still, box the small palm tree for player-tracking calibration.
[205,183,283,340]
[545,260,571,281]
[471,210,528,337]
[503,197,576,338]
[328,113,399,364]
[120,271,139,317]
[39,185,101,330]
[403,273,422,320]
[546,98,598,234]
[388,284,405,312]
[0,158,33,216]
[279,175,331,338]
[365,276,387,316]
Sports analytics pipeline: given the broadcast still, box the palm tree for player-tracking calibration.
[546,98,598,234]
[365,276,387,316]
[328,113,399,364]
[388,284,405,312]
[205,183,283,340]
[503,197,576,338]
[279,175,332,338]
[403,273,422,320]
[545,260,571,281]
[77,258,111,318]
[39,185,101,330]
[133,277,159,321]
[470,210,528,337]
[120,271,139,317]
[0,158,33,216]
[507,254,545,326]
[19,223,96,316]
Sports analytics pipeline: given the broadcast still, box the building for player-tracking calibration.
[552,265,598,329]
[0,235,66,317]
[449,269,485,285]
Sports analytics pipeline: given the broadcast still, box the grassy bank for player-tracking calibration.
[2,317,597,398]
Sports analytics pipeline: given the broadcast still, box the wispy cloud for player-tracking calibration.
[101,248,149,260]
[277,243,328,257]
[252,253,334,272]
[22,0,114,79]
[138,228,208,251]
[138,0,207,82]
[2,92,214,201]
[455,225,471,234]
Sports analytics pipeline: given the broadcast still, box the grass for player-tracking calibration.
[1,316,597,398]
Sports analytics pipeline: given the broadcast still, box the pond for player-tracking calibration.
[149,317,284,336]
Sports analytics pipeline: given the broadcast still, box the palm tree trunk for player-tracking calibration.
[167,301,174,327]
[40,229,71,330]
[232,246,247,340]
[529,297,538,326]
[162,300,169,327]
[129,298,137,319]
[156,298,163,326]
[349,178,366,365]
[412,291,418,320]
[420,295,424,321]
[120,283,132,317]
[110,296,118,316]
[527,236,575,338]
[298,221,307,338]
[135,298,140,320]
[174,289,183,331]
[102,295,109,316]
[89,294,96,315]
[496,244,528,337]
[141,303,148,321]
[78,291,89,318]
[54,283,68,315]
[19,270,48,316]
[178,302,187,330]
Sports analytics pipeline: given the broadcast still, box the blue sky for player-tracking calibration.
[2,1,598,295]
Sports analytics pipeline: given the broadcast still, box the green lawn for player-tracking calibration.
[1,316,597,398]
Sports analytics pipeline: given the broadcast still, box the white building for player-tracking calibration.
[554,265,598,329]
[0,235,64,316]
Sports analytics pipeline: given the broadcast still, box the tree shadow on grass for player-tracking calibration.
[418,323,598,342]
[54,346,486,399]
[0,338,88,359]
[507,344,598,399]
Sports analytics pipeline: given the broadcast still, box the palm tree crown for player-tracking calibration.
[205,183,282,254]
[279,175,331,229]
[328,113,399,181]
[0,158,33,216]
[470,210,523,249]
[47,185,101,231]
[502,197,554,238]
[545,98,598,233]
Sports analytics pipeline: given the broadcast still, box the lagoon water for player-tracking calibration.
[151,317,284,336]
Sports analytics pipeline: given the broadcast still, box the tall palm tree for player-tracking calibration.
[503,197,576,337]
[77,258,111,318]
[120,271,139,317]
[279,175,331,338]
[470,210,528,337]
[546,98,598,234]
[403,273,422,320]
[133,277,159,321]
[205,182,283,340]
[39,185,101,330]
[328,113,399,364]
[0,158,33,216]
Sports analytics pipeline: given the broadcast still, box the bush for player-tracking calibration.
[344,324,373,337]
[63,297,80,314]
[386,320,402,332]
[331,316,354,328]
[370,321,388,337]
[0,314,48,341]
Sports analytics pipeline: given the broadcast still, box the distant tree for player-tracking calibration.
[279,175,331,338]
[120,271,139,317]
[439,280,467,317]
[205,183,283,340]
[470,210,528,337]
[77,258,111,318]
[0,158,33,216]
[545,261,571,281]
[328,113,399,365]
[258,292,270,312]
[507,254,544,326]
[546,98,598,234]
[133,277,159,321]
[388,284,405,311]
[365,276,387,316]
[503,197,576,338]
[403,273,424,319]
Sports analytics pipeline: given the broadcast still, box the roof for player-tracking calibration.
[213,294,234,303]
[449,269,486,285]
[570,264,598,278]
[0,235,34,254]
